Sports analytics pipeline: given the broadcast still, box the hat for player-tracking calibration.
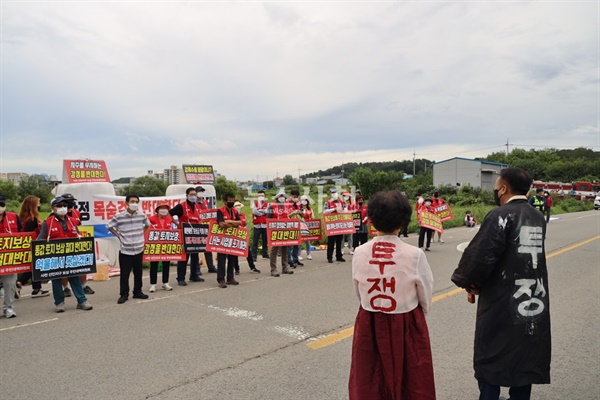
[155,202,170,212]
[61,193,77,201]
[355,189,362,194]
[329,188,337,193]
[536,188,543,193]
[195,186,206,193]
[300,195,309,201]
[51,196,67,207]
[233,201,243,208]
[274,189,289,199]
[424,197,433,203]
[342,191,350,196]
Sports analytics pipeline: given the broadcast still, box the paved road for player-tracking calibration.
[1,210,599,399]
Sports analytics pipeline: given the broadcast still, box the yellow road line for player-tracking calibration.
[306,235,600,350]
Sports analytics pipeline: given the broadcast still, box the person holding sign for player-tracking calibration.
[349,190,435,399]
[267,190,294,277]
[251,190,270,261]
[148,202,175,293]
[323,188,346,263]
[169,187,204,285]
[431,192,445,243]
[233,201,260,274]
[286,189,304,268]
[216,194,242,288]
[38,197,93,313]
[299,195,314,260]
[0,193,23,318]
[417,198,436,251]
[106,195,151,304]
[196,186,217,274]
[352,195,369,252]
[17,195,50,298]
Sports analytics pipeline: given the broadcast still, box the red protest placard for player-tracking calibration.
[323,212,356,236]
[419,211,443,233]
[205,222,250,257]
[266,218,302,247]
[434,203,454,222]
[0,233,34,275]
[143,229,186,262]
[302,219,322,242]
[63,159,110,183]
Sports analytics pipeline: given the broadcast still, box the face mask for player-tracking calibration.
[278,197,285,203]
[493,189,502,206]
[331,193,338,199]
[227,201,235,208]
[425,201,432,207]
[235,207,242,213]
[128,203,139,211]
[0,206,5,214]
[358,202,363,206]
[301,200,308,205]
[55,207,68,216]
[37,205,41,212]
[418,197,424,205]
[257,196,265,201]
[343,196,350,201]
[158,209,168,216]
[188,196,197,203]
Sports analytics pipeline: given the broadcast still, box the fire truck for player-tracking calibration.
[532,181,600,200]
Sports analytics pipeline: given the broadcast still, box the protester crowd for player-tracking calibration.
[1,169,552,400]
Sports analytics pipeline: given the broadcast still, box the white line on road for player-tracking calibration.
[0,318,58,332]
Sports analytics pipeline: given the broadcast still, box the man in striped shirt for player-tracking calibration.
[107,194,151,304]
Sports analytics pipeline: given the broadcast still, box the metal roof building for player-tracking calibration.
[433,157,509,191]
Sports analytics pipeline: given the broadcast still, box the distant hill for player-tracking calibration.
[301,159,433,179]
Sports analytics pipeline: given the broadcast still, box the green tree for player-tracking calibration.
[0,180,19,201]
[214,176,240,203]
[348,167,405,199]
[282,175,296,185]
[121,176,168,197]
[18,175,53,204]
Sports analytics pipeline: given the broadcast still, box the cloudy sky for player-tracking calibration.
[1,1,598,182]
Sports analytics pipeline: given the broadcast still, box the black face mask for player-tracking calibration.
[493,189,502,206]
[227,201,235,208]
[358,202,364,206]
[37,205,41,212]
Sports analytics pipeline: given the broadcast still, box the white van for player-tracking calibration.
[166,184,217,209]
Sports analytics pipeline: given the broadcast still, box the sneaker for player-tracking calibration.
[189,276,205,282]
[63,287,72,297]
[117,296,128,304]
[336,257,346,262]
[161,283,173,291]
[235,270,240,275]
[262,254,270,259]
[298,256,303,261]
[177,280,187,286]
[132,292,149,299]
[31,289,50,298]
[282,270,294,275]
[149,285,156,293]
[218,280,227,288]
[289,263,297,269]
[327,259,333,264]
[439,239,445,244]
[55,302,66,312]
[307,254,312,260]
[227,279,240,285]
[15,282,21,299]
[251,268,261,273]
[76,301,93,310]
[207,268,218,273]
[84,285,95,295]
[296,261,304,267]
[4,307,16,318]
[425,248,431,252]
[271,272,280,277]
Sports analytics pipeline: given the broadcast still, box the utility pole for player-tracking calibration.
[413,150,416,176]
[506,138,510,155]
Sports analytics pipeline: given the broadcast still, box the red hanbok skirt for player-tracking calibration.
[349,306,436,400]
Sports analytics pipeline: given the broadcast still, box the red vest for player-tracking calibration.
[252,200,268,225]
[239,213,247,228]
[196,199,210,211]
[356,204,368,220]
[325,199,344,211]
[301,208,313,219]
[0,212,20,234]
[68,208,82,226]
[149,214,174,229]
[180,201,200,224]
[218,206,239,221]
[269,202,288,219]
[43,215,79,239]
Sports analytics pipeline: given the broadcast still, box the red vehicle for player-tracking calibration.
[532,181,600,200]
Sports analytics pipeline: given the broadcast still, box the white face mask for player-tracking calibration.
[128,203,139,211]
[235,207,242,213]
[331,193,338,199]
[342,195,350,201]
[425,201,432,207]
[418,197,424,204]
[188,195,197,203]
[158,209,168,216]
[301,200,308,205]
[0,206,5,214]
[278,197,286,203]
[257,196,265,201]
[55,207,68,216]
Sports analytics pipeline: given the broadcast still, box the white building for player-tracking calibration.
[433,157,509,191]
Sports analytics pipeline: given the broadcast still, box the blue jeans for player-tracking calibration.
[287,245,300,264]
[52,277,87,305]
[478,381,532,400]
